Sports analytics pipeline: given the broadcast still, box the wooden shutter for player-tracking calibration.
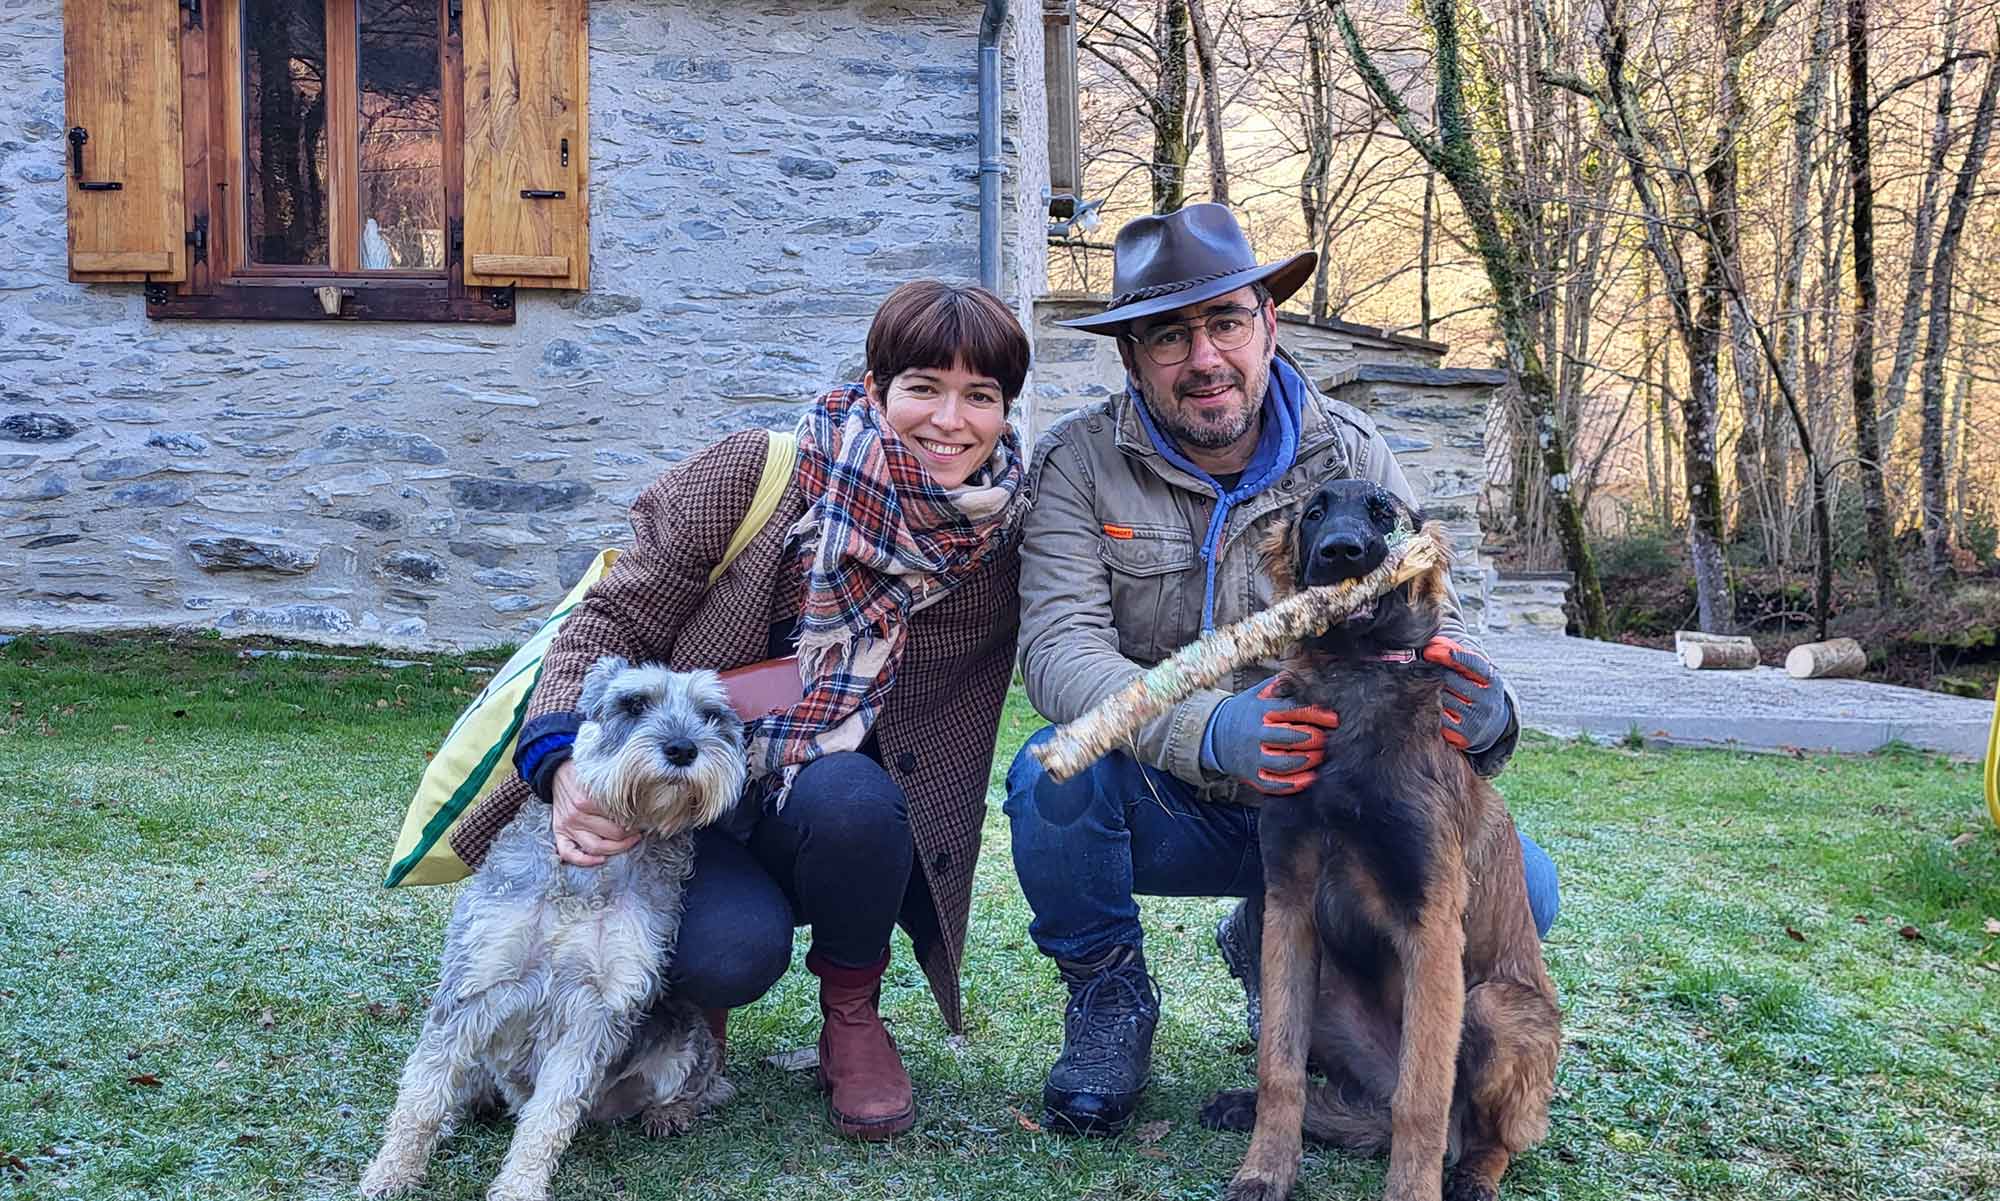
[1044,0,1081,199]
[462,0,588,290]
[63,0,187,282]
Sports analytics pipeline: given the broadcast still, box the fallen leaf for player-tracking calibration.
[127,1073,162,1088]
[1950,831,1978,849]
[3,1154,24,1175]
[1984,918,2000,936]
[233,1134,260,1147]
[1853,914,1872,925]
[1608,1128,1646,1152]
[256,1008,275,1031]
[762,1046,818,1073]
[1785,927,1807,943]
[1133,1119,1172,1144]
[1898,925,1924,942]
[1136,1146,1170,1161]
[1011,1107,1043,1134]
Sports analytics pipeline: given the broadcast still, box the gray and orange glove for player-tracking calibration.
[1201,675,1341,795]
[1423,637,1511,754]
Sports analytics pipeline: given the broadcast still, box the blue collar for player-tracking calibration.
[1128,358,1308,629]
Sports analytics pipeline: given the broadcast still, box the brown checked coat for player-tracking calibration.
[449,429,1022,1033]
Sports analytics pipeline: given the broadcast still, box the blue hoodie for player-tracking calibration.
[1127,355,1308,633]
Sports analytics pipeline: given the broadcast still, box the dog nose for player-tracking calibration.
[1316,533,1371,569]
[662,738,698,767]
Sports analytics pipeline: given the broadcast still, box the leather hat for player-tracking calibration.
[1058,202,1316,335]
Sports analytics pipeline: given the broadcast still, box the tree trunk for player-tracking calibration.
[1328,0,1611,639]
[1151,0,1192,213]
[1186,0,1229,206]
[1420,166,1435,338]
[1918,48,2000,573]
[1301,7,1335,319]
[1846,0,1899,605]
[1880,0,1963,450]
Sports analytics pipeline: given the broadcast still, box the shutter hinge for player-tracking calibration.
[449,217,464,257]
[144,282,172,306]
[484,285,514,311]
[186,214,208,265]
[180,0,202,30]
[447,0,462,37]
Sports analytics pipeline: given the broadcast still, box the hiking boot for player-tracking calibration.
[1042,944,1162,1136]
[1215,895,1262,1044]
[807,949,915,1140]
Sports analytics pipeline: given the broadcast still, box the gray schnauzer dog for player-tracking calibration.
[362,656,746,1201]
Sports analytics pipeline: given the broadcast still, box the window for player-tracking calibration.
[61,0,589,323]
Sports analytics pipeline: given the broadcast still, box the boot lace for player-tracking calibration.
[1062,959,1162,1072]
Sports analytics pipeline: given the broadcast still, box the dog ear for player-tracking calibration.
[1410,521,1456,607]
[1259,516,1298,599]
[578,655,630,720]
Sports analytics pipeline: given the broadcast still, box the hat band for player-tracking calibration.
[1107,267,1245,311]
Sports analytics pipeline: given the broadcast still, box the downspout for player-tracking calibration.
[978,0,1008,292]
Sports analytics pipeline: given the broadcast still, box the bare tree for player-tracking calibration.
[1328,0,1612,637]
[1918,36,2000,572]
[1188,0,1232,205]
[1847,0,1901,605]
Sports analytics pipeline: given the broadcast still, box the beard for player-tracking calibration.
[1135,348,1273,452]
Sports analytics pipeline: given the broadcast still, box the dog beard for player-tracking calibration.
[574,725,746,839]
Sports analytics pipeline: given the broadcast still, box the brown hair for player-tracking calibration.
[865,281,1031,404]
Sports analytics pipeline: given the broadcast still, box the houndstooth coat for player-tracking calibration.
[449,430,1020,1033]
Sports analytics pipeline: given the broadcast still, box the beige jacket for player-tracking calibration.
[1018,353,1514,800]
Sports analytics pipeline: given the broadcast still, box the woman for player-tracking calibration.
[446,281,1031,1141]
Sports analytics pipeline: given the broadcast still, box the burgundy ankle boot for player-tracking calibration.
[806,948,914,1139]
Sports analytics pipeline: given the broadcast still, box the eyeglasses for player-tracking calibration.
[1124,305,1260,366]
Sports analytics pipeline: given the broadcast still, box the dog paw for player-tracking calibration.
[1221,1173,1291,1201]
[641,1101,699,1138]
[1442,1170,1499,1201]
[358,1163,418,1199]
[1199,1088,1258,1133]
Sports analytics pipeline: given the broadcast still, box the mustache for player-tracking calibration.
[1175,368,1243,399]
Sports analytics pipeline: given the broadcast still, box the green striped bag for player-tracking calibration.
[382,432,797,887]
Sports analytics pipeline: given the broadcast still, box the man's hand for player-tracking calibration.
[1204,675,1341,796]
[550,760,640,866]
[1423,637,1509,754]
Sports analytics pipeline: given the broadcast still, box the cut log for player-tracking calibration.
[1674,629,1757,653]
[1679,640,1759,670]
[1785,637,1866,679]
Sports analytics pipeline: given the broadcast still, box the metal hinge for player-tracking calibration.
[186,214,207,265]
[144,282,172,306]
[449,217,464,263]
[180,0,202,30]
[484,285,514,311]
[447,0,462,37]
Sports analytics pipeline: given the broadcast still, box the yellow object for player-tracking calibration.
[1985,678,1998,828]
[383,432,798,887]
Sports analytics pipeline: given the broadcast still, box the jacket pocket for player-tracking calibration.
[1099,524,1199,664]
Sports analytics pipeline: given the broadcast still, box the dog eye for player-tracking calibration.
[1303,503,1324,523]
[618,695,648,718]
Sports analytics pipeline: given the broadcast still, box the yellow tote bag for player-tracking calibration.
[382,432,797,887]
[1985,679,1998,829]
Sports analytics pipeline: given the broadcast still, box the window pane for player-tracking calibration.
[244,0,330,267]
[358,0,444,271]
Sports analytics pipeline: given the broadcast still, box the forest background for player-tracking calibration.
[1049,0,2000,696]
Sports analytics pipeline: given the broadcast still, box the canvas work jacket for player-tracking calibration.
[450,431,1021,1033]
[1018,349,1517,802]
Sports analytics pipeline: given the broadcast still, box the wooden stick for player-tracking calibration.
[1031,533,1446,782]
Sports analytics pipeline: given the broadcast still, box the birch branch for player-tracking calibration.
[1031,530,1446,782]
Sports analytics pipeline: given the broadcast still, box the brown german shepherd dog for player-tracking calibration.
[1200,479,1560,1201]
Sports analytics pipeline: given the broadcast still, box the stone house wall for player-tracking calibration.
[0,0,1049,650]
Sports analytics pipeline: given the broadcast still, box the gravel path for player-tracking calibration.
[1485,632,1992,761]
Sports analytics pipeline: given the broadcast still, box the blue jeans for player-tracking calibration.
[1004,726,1561,962]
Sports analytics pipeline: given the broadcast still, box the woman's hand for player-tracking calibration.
[550,760,640,866]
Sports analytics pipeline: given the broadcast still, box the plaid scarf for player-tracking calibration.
[748,383,1027,799]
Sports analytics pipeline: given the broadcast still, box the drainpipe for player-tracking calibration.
[978,0,1008,293]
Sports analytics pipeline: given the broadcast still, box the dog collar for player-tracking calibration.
[1367,649,1419,664]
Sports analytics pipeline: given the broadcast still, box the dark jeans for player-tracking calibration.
[1004,725,1561,963]
[663,751,914,1009]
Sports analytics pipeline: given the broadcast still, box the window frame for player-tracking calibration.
[150,0,514,323]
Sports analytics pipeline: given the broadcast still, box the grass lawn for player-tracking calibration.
[2,634,1996,1201]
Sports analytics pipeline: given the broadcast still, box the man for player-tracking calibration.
[1005,204,1560,1136]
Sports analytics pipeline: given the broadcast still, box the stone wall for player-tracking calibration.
[0,0,1050,650]
[1028,296,1502,629]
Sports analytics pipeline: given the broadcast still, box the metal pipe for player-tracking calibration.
[978,0,1008,293]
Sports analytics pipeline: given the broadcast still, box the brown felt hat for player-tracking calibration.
[1059,203,1316,335]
